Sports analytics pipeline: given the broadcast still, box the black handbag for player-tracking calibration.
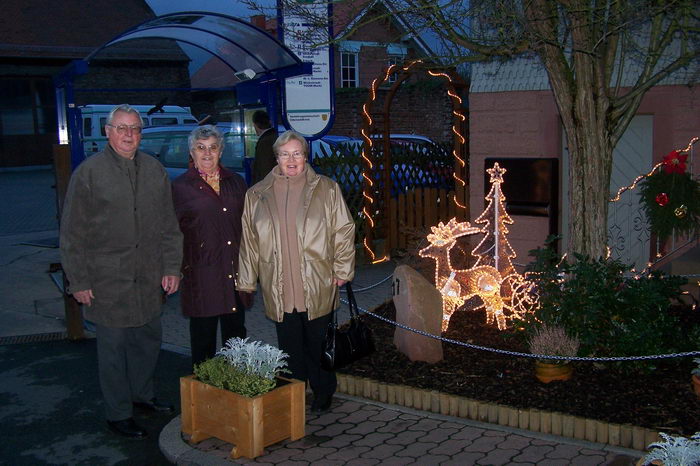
[320,283,375,371]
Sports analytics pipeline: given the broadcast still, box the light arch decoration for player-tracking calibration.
[359,59,469,263]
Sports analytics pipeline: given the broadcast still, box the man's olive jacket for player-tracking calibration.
[237,165,355,322]
[59,145,183,327]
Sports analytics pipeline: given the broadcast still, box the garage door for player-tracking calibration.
[561,115,653,269]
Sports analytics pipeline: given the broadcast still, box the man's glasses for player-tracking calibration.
[194,143,221,153]
[278,151,304,160]
[106,124,143,135]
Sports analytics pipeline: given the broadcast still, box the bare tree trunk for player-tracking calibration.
[547,84,615,258]
[566,127,613,258]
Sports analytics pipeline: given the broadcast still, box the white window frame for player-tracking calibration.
[387,55,402,83]
[340,51,359,88]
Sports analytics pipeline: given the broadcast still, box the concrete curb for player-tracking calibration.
[160,416,232,466]
[337,373,658,451]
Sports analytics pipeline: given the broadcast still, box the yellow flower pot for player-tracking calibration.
[692,374,700,397]
[534,361,573,383]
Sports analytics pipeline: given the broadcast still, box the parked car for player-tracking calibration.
[139,125,246,181]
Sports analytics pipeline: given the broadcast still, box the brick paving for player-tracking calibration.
[172,398,641,465]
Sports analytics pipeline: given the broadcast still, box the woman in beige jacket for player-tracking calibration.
[237,130,355,412]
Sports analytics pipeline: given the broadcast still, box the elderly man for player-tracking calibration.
[60,104,183,439]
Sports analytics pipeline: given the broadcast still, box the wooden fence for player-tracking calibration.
[388,187,461,250]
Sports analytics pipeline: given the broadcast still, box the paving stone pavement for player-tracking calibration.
[164,396,642,465]
[0,168,58,236]
[0,169,644,465]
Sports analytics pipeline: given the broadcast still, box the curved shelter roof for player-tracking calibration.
[85,11,308,85]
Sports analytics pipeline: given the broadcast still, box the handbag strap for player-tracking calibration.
[345,282,360,319]
[331,285,339,327]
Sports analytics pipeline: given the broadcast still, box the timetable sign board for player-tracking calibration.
[281,0,334,137]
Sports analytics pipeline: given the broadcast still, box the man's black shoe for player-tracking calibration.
[133,398,175,414]
[107,418,148,439]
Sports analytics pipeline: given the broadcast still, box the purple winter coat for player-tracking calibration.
[172,166,247,318]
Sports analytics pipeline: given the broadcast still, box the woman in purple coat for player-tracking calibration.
[172,125,250,369]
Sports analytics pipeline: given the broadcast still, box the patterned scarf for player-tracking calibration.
[198,167,221,194]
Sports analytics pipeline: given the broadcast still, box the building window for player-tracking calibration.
[387,56,402,83]
[0,78,56,136]
[341,52,358,88]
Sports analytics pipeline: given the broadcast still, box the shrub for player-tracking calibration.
[527,324,580,364]
[524,238,695,371]
[194,338,289,398]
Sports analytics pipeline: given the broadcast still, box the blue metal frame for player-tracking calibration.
[54,60,88,170]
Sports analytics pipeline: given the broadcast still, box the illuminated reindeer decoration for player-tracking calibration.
[419,218,508,331]
[419,164,539,331]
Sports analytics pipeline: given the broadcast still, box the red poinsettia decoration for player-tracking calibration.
[662,150,688,174]
[655,192,669,206]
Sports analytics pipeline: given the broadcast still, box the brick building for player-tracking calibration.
[0,0,191,167]
[240,1,463,144]
[469,56,700,268]
[329,0,463,143]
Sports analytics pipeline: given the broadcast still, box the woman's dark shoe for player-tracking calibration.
[133,398,175,414]
[311,395,333,413]
[107,418,148,439]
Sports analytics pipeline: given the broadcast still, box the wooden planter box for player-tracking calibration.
[180,375,305,459]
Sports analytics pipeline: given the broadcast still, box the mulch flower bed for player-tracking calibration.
[339,301,700,437]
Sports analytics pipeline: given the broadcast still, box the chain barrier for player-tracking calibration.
[340,273,393,293]
[342,297,700,362]
[339,266,700,362]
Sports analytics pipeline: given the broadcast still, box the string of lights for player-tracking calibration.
[359,61,469,262]
[609,136,698,273]
[609,136,698,202]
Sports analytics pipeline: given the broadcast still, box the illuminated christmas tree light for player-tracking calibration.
[472,163,516,277]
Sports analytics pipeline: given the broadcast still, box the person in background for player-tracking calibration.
[60,104,183,439]
[237,130,355,413]
[172,125,252,370]
[251,110,278,184]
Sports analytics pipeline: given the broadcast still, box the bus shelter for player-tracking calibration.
[54,11,311,171]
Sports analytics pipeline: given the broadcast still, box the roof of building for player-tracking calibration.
[333,0,436,59]
[0,0,159,59]
[471,32,700,93]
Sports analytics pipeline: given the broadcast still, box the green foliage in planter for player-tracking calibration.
[194,356,276,397]
[643,432,700,466]
[523,238,695,372]
[193,337,289,397]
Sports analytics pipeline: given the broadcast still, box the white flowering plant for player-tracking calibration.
[692,358,700,377]
[194,337,289,397]
[642,432,700,466]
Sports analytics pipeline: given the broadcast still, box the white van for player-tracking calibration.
[80,104,198,155]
